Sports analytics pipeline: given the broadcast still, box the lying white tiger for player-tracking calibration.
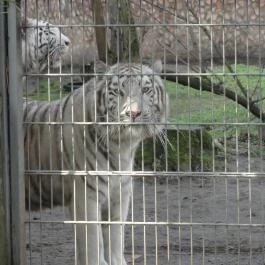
[21,17,71,73]
[24,61,168,265]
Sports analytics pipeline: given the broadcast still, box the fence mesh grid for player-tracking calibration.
[20,1,265,265]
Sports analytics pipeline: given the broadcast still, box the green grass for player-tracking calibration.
[166,64,265,139]
[166,80,256,124]
[25,79,68,101]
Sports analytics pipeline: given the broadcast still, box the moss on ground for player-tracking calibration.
[135,128,214,171]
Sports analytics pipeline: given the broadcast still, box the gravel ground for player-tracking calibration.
[25,149,265,265]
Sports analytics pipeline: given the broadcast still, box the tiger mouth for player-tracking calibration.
[50,46,67,68]
[118,122,154,134]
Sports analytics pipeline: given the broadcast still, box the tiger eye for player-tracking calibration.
[142,87,150,93]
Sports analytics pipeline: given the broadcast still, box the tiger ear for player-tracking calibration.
[94,60,108,74]
[152,59,163,74]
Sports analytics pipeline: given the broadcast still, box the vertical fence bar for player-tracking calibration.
[7,2,25,265]
[0,2,10,265]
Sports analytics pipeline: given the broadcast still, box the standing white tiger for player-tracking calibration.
[24,61,168,265]
[21,17,71,73]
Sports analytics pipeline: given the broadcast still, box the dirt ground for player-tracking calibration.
[25,147,265,265]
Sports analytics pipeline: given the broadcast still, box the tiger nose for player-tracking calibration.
[62,35,71,46]
[64,39,71,46]
[126,111,141,121]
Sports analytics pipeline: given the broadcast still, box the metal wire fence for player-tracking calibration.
[16,1,265,265]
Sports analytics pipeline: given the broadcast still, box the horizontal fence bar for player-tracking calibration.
[25,220,265,227]
[23,72,265,77]
[22,121,265,126]
[23,22,265,28]
[24,170,265,178]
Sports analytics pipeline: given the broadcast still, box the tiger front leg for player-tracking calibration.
[102,184,131,265]
[70,179,108,265]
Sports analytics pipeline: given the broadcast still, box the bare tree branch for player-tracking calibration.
[149,0,265,121]
[184,2,249,99]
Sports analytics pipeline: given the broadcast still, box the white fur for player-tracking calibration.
[24,62,167,265]
[21,17,71,73]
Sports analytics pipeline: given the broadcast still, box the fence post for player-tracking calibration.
[0,2,11,265]
[7,2,26,265]
[0,1,25,265]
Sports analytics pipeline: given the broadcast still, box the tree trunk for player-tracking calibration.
[91,0,140,64]
[91,0,107,62]
[107,0,140,64]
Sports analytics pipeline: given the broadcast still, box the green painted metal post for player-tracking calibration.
[0,1,25,265]
[0,2,11,265]
[7,2,26,265]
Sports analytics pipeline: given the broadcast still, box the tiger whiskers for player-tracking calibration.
[96,130,109,146]
[147,124,175,152]
[95,125,119,146]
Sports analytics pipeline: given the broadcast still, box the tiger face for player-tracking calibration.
[99,61,168,140]
[21,17,71,72]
